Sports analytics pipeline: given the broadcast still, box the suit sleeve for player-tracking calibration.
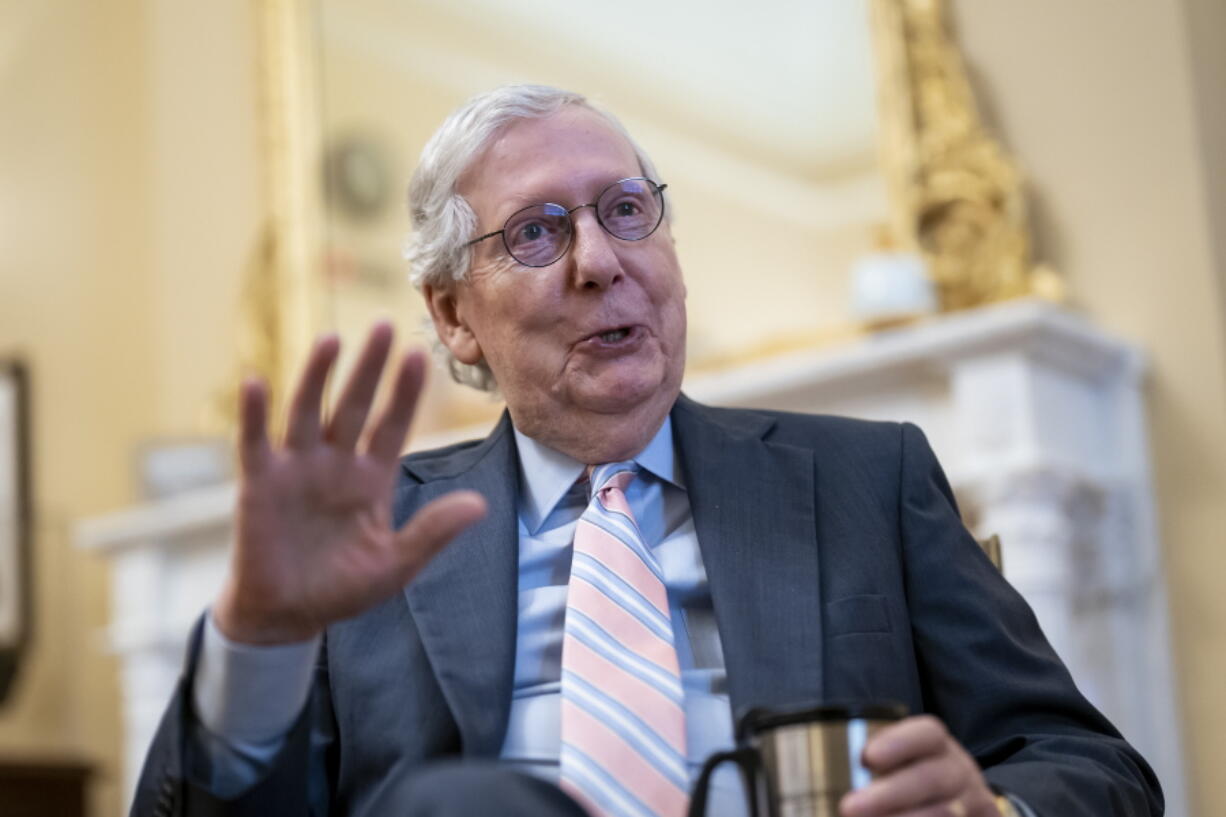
[128,617,339,817]
[896,422,1163,816]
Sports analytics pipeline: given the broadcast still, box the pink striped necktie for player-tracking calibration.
[559,462,689,817]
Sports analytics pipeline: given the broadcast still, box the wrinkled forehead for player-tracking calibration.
[458,107,644,215]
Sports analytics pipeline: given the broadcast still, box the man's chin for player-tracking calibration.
[569,373,677,417]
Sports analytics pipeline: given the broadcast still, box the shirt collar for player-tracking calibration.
[513,414,682,533]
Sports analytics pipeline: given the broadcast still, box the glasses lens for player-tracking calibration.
[503,202,571,267]
[597,179,664,240]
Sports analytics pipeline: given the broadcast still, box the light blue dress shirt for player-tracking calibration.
[193,418,747,815]
[505,419,745,814]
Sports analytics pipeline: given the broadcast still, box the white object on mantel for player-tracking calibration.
[77,298,1186,816]
[848,250,937,324]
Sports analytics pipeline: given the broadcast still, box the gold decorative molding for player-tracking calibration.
[206,225,281,432]
[210,0,327,433]
[870,0,1064,312]
[244,0,327,422]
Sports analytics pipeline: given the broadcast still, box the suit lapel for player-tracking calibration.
[401,415,520,757]
[396,398,825,751]
[672,396,824,719]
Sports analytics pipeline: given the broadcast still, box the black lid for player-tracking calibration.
[736,701,908,741]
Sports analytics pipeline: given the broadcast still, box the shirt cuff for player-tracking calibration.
[192,610,322,744]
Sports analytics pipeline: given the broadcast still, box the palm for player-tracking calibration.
[216,325,486,644]
[238,451,397,624]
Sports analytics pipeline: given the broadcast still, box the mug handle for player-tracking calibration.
[687,747,762,817]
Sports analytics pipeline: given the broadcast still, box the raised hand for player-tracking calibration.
[213,323,487,645]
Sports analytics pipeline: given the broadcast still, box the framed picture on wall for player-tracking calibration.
[0,358,31,705]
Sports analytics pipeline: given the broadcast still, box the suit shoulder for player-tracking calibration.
[706,404,903,449]
[763,409,901,439]
[396,413,515,484]
[772,410,910,466]
[394,438,490,491]
[680,399,914,460]
[399,436,488,469]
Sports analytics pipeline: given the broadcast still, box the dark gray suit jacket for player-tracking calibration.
[131,396,1162,817]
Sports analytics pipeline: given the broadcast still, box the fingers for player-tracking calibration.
[328,322,394,450]
[391,490,488,579]
[841,755,965,817]
[863,715,948,773]
[282,324,423,461]
[285,334,341,449]
[366,350,428,465]
[238,377,272,474]
[850,802,966,817]
[841,716,990,817]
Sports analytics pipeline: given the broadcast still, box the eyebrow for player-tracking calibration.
[487,192,543,227]
[487,174,638,225]
[478,171,652,235]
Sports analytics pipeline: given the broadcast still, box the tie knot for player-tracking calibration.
[588,461,637,496]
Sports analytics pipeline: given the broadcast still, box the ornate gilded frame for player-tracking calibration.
[246,0,1054,406]
[869,0,1061,311]
[238,0,326,414]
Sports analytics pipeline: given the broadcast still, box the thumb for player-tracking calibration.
[391,490,488,581]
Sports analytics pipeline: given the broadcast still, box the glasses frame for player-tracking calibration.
[462,177,668,268]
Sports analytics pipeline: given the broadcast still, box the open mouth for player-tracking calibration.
[578,325,642,353]
[597,327,631,342]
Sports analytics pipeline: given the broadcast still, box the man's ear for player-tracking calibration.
[423,282,483,365]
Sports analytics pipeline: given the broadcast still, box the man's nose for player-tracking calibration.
[569,208,624,291]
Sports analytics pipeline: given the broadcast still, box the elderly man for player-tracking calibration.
[131,86,1160,817]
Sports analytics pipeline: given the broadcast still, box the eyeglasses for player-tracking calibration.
[463,177,668,268]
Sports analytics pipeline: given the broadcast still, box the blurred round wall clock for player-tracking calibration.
[323,133,394,223]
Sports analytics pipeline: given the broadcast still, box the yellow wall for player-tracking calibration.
[952,2,1226,813]
[0,2,153,815]
[145,0,263,435]
[1,1,1223,816]
[1182,0,1226,328]
[0,2,262,815]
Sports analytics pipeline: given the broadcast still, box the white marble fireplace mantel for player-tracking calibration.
[78,299,1187,815]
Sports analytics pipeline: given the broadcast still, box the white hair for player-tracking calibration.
[405,84,666,392]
